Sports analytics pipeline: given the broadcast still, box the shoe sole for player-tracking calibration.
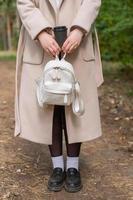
[47,182,64,192]
[64,184,83,193]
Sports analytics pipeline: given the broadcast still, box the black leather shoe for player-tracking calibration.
[47,167,66,192]
[64,168,83,192]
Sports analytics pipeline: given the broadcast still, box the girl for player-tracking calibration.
[15,0,103,193]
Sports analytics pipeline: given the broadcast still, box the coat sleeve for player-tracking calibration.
[17,0,52,40]
[70,0,101,36]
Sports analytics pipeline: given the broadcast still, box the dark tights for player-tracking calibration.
[48,105,82,157]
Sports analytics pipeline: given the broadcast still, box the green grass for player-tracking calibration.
[126,89,133,97]
[0,51,16,61]
[103,61,133,80]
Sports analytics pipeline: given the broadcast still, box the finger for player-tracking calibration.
[48,47,56,56]
[68,44,77,53]
[68,48,75,54]
[52,40,61,51]
[50,44,60,55]
[67,45,75,53]
[64,41,76,53]
[62,38,70,50]
[45,48,52,56]
[45,47,50,54]
[49,46,57,55]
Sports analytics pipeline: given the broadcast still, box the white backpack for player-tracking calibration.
[35,54,85,116]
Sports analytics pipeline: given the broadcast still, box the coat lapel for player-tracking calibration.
[48,0,64,14]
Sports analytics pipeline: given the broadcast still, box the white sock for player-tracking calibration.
[51,155,64,171]
[66,156,79,170]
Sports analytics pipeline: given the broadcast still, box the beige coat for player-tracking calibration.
[14,0,104,144]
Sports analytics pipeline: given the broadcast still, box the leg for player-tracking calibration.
[47,105,65,192]
[62,107,82,158]
[48,105,63,157]
[62,107,83,192]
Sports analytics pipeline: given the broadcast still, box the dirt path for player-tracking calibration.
[0,61,133,200]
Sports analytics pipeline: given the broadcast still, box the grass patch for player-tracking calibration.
[0,51,16,61]
[103,61,133,80]
[126,89,133,97]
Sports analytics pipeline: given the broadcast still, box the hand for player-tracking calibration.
[62,29,84,54]
[38,31,61,57]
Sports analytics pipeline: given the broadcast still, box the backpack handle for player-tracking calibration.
[55,52,66,61]
[62,52,66,60]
